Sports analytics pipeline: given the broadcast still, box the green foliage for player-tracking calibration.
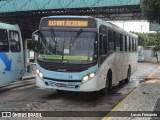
[147,33,157,46]
[141,0,160,24]
[152,45,160,51]
[131,31,160,47]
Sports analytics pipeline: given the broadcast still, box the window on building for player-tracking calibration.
[9,31,21,52]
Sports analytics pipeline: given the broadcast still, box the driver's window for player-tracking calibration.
[9,31,21,52]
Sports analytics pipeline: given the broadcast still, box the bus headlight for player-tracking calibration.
[39,72,44,79]
[89,72,95,78]
[82,72,96,82]
[36,69,40,74]
[82,75,89,81]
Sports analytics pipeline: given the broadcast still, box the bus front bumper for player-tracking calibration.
[36,74,98,92]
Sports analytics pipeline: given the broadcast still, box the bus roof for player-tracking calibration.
[45,15,93,19]
[95,18,138,38]
[0,22,20,31]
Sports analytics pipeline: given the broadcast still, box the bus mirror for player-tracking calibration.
[32,34,39,41]
[32,30,39,41]
[31,31,40,52]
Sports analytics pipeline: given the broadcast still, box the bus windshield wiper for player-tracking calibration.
[49,28,57,53]
[49,28,56,43]
[70,29,83,47]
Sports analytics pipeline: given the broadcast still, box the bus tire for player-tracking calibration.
[99,71,112,95]
[124,66,131,83]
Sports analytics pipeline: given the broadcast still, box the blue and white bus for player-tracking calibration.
[0,23,24,85]
[32,16,138,94]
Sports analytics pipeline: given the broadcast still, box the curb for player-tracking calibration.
[146,78,160,80]
[102,91,133,120]
[22,75,35,80]
[146,66,160,81]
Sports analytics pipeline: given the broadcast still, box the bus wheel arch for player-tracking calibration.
[99,69,112,94]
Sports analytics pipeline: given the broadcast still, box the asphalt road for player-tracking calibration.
[0,63,159,120]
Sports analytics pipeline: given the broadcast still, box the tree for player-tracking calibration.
[147,33,157,46]
[141,0,160,24]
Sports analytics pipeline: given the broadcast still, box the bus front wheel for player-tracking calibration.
[99,74,111,95]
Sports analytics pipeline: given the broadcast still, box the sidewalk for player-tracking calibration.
[22,71,36,80]
[103,65,160,120]
[146,65,160,80]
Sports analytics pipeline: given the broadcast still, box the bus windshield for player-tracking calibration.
[36,30,97,64]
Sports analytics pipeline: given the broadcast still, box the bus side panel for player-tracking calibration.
[0,59,7,85]
[97,53,117,91]
[129,53,138,75]
[116,52,137,81]
[5,52,24,83]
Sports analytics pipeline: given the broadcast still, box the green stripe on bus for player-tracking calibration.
[39,54,88,60]
[64,55,88,60]
[40,55,62,59]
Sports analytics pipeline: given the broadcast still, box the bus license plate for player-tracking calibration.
[55,83,67,87]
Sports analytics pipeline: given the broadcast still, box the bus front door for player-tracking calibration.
[0,60,7,85]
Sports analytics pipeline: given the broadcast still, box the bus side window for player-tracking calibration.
[115,32,120,51]
[120,34,123,51]
[0,29,9,52]
[108,30,115,51]
[129,37,132,51]
[103,35,107,54]
[135,39,137,51]
[132,38,134,51]
[9,31,21,52]
[125,35,127,51]
[99,34,107,55]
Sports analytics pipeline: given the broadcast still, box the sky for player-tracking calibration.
[111,21,150,33]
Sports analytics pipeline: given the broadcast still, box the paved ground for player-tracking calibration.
[0,63,159,120]
[106,80,160,120]
[104,63,160,120]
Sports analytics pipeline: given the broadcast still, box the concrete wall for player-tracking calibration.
[144,49,160,62]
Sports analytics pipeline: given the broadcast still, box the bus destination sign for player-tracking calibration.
[48,20,88,27]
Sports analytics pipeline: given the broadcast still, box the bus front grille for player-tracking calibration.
[37,59,96,72]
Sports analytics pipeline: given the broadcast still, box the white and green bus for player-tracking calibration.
[0,23,24,85]
[32,16,138,94]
